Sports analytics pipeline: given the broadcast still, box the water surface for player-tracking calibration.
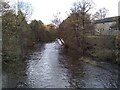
[2,41,119,88]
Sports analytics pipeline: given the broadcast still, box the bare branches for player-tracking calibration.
[10,1,33,21]
[17,1,33,20]
[0,1,10,14]
[52,12,61,27]
[93,8,109,20]
[71,0,95,14]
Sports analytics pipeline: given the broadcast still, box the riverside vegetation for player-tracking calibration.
[2,1,57,64]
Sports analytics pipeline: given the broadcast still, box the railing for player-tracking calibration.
[56,38,64,46]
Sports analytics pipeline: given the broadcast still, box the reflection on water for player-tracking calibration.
[25,42,69,88]
[2,41,119,88]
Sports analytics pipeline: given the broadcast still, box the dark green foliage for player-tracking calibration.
[2,5,56,64]
[29,20,56,43]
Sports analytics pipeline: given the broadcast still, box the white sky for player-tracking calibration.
[11,0,120,24]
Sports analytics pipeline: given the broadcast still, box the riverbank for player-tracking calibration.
[79,57,119,74]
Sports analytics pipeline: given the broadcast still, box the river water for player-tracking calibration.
[2,41,119,88]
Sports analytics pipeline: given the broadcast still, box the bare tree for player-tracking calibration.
[52,12,61,28]
[70,0,95,55]
[51,12,63,41]
[0,1,10,15]
[93,8,109,20]
[10,0,33,21]
[71,0,94,14]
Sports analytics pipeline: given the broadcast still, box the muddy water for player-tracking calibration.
[2,41,119,88]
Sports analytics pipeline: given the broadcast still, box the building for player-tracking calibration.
[46,24,56,31]
[94,16,120,35]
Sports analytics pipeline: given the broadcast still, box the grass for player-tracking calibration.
[79,57,97,66]
[87,35,118,63]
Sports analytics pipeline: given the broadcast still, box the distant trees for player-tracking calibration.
[52,12,61,28]
[29,20,42,42]
[93,8,109,20]
[29,20,56,42]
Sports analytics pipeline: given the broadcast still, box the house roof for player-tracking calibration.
[95,16,119,24]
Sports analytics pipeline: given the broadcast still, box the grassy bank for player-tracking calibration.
[87,35,119,64]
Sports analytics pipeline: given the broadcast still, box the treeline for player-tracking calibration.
[2,2,56,64]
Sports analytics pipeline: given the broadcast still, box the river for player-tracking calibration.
[2,41,119,88]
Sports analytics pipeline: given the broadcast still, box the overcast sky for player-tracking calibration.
[11,0,120,24]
